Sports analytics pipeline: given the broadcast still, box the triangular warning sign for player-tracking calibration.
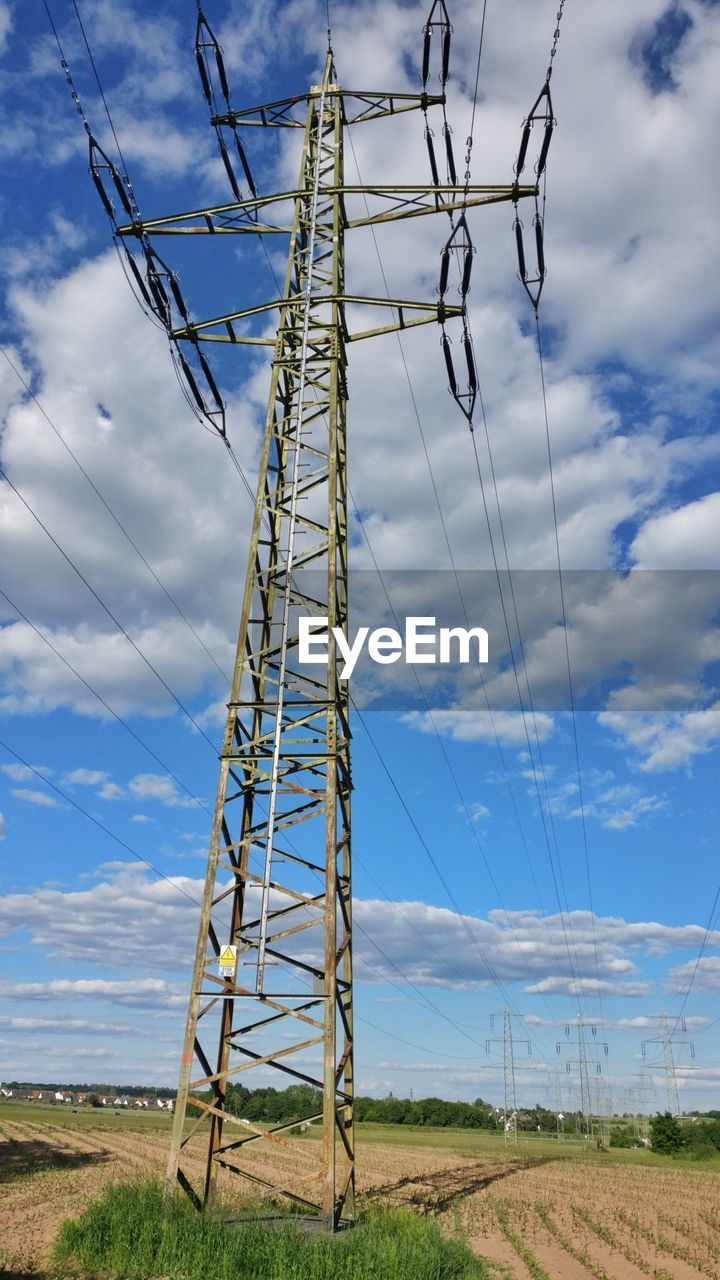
[219,946,236,966]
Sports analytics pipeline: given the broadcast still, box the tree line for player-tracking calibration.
[212,1083,593,1132]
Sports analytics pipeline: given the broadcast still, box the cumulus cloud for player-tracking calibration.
[404,707,554,745]
[0,976,186,1008]
[0,863,715,998]
[666,956,720,995]
[128,773,198,808]
[524,976,650,998]
[98,781,124,801]
[10,787,58,808]
[600,702,720,773]
[0,1,718,755]
[64,768,109,786]
[0,2,10,54]
[2,763,34,782]
[0,1015,138,1034]
[631,492,720,568]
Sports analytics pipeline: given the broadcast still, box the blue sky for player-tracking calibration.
[1,0,720,1113]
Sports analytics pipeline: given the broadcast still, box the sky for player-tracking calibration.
[1,0,719,1114]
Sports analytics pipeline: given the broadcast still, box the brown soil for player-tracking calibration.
[2,1119,719,1279]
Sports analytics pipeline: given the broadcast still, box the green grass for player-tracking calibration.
[350,1124,720,1170]
[53,1181,487,1280]
[1,1099,173,1133]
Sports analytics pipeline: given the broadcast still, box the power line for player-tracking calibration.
[0,466,219,753]
[534,314,604,1015]
[428,3,598,1020]
[347,489,565,1027]
[1,353,501,1052]
[0,739,204,908]
[0,399,498,1058]
[668,883,720,1035]
[0,234,509,1062]
[343,72,584,1035]
[417,55,590,1017]
[61,0,561,1058]
[32,0,576,1100]
[352,701,554,1063]
[71,0,131,180]
[345,129,555,916]
[0,344,232,687]
[0,736,479,1065]
[1,570,488,1056]
[0,585,212,817]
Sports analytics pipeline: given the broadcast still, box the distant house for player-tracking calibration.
[0,1085,13,1098]
[154,1097,175,1112]
[31,1089,53,1102]
[54,1091,75,1104]
[133,1097,149,1108]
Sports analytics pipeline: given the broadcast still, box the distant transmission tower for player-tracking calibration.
[633,1071,653,1144]
[642,1013,695,1117]
[552,1069,565,1142]
[83,11,537,1230]
[557,1018,608,1142]
[487,1010,530,1145]
[594,1074,612,1150]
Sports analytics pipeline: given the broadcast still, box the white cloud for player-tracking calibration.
[600,701,720,772]
[98,781,124,801]
[10,787,58,808]
[0,862,715,999]
[0,1,715,818]
[0,3,10,54]
[666,956,720,995]
[616,1015,708,1030]
[576,782,667,830]
[631,492,720,568]
[0,976,186,1008]
[404,707,554,745]
[1,762,46,782]
[524,976,650,998]
[64,768,109,786]
[128,773,197,808]
[0,1015,138,1035]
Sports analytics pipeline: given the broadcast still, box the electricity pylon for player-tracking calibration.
[632,1071,653,1144]
[552,1069,566,1142]
[594,1074,612,1150]
[557,1018,608,1142]
[487,1010,530,1145]
[113,37,535,1228]
[642,1013,695,1118]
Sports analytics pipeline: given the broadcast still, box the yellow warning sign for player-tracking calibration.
[219,945,238,978]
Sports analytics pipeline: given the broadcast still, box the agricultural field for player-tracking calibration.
[2,1101,720,1279]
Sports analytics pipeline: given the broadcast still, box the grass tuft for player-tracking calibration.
[53,1180,486,1279]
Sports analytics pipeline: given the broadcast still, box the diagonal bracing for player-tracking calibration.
[115,43,535,1229]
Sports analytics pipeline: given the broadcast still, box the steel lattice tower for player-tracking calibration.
[557,1018,607,1143]
[642,1013,694,1118]
[488,1010,529,1145]
[116,42,534,1228]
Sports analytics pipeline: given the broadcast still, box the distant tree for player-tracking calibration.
[85,1093,102,1108]
[609,1125,635,1148]
[650,1111,683,1154]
